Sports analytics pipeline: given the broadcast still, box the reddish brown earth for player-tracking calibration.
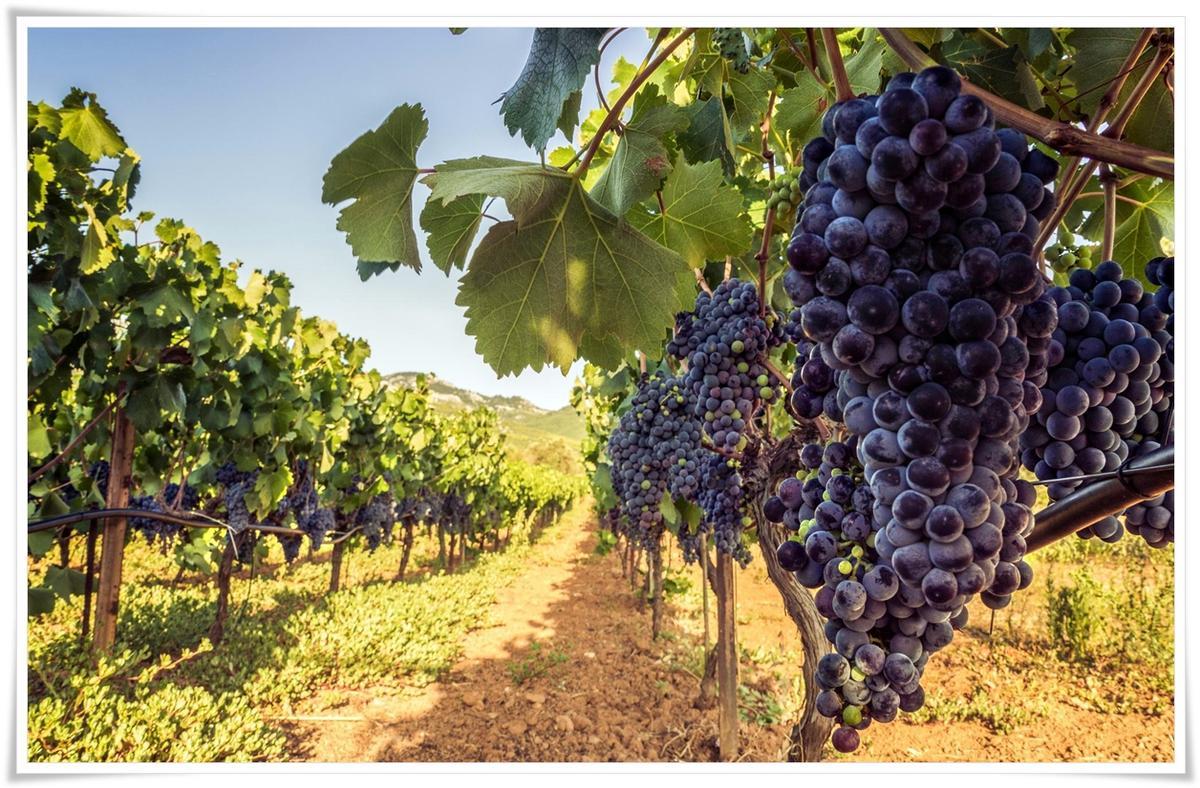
[285,519,1174,763]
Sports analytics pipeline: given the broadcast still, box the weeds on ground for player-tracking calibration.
[506,639,570,686]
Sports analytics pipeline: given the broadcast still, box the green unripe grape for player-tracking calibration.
[838,559,852,574]
[1061,252,1077,266]
[705,411,716,421]
[866,532,876,549]
[822,491,831,502]
[731,339,745,353]
[737,361,749,373]
[757,373,769,386]
[736,435,748,452]
[741,515,752,527]
[640,480,651,490]
[849,667,865,682]
[767,194,781,209]
[843,706,862,726]
[759,386,774,399]
[678,458,688,466]
[851,545,864,558]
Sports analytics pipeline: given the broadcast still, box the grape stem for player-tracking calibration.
[762,357,793,396]
[693,267,713,296]
[1101,165,1117,260]
[576,28,697,177]
[878,28,1173,179]
[820,29,854,102]
[593,28,629,131]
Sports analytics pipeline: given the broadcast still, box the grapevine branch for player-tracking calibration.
[878,28,1173,179]
[576,27,697,177]
[28,396,122,484]
[1033,35,1174,250]
[1101,165,1117,261]
[821,29,854,101]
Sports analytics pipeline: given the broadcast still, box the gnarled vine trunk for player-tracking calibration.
[745,432,834,762]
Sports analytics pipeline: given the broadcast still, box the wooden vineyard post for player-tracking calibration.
[713,550,739,761]
[396,521,415,581]
[700,533,711,649]
[79,521,98,645]
[92,407,135,653]
[329,539,346,592]
[650,547,664,639]
[208,538,237,645]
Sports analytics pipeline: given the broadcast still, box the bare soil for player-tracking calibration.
[284,518,1174,763]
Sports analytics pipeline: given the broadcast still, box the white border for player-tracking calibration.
[10,10,1187,778]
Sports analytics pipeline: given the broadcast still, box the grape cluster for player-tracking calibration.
[1021,258,1174,546]
[357,494,395,551]
[276,532,303,563]
[128,495,173,548]
[1043,229,1098,277]
[711,27,751,73]
[698,453,753,566]
[775,65,1056,750]
[766,165,805,221]
[233,531,258,565]
[88,460,110,500]
[668,279,783,454]
[216,463,258,533]
[128,482,200,549]
[606,373,704,553]
[300,508,335,550]
[766,441,962,752]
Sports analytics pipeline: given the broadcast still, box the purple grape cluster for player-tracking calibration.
[357,493,396,551]
[1020,258,1174,546]
[606,373,704,553]
[697,453,753,566]
[667,279,784,454]
[766,440,974,752]
[773,65,1058,751]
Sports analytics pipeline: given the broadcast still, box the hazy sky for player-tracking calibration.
[27,26,650,409]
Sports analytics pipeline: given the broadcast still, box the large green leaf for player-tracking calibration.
[726,66,775,132]
[429,157,689,374]
[677,97,736,175]
[774,80,833,148]
[499,28,608,153]
[846,29,886,95]
[938,33,1026,106]
[419,192,486,274]
[1079,178,1173,281]
[58,97,125,160]
[590,86,687,216]
[1066,28,1172,152]
[322,103,428,274]
[629,156,753,267]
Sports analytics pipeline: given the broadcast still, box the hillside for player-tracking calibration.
[383,372,584,473]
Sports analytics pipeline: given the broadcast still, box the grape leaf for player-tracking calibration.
[938,33,1025,105]
[322,103,428,273]
[429,157,688,374]
[846,30,886,95]
[419,192,485,274]
[28,588,56,617]
[1078,178,1173,281]
[1066,28,1146,115]
[629,156,754,267]
[58,96,125,160]
[590,86,687,216]
[557,90,583,143]
[726,66,775,133]
[1122,77,1173,154]
[774,80,832,149]
[677,97,736,175]
[498,28,608,153]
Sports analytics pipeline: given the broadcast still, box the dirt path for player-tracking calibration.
[287,516,1173,763]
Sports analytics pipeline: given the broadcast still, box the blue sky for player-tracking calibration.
[27,26,650,410]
